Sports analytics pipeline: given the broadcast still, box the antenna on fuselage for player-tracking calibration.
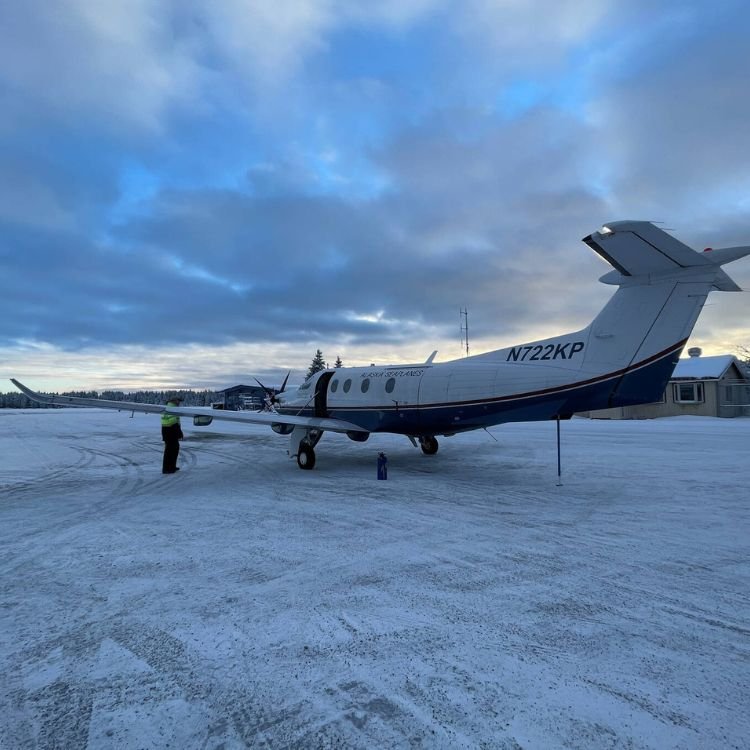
[460,307,470,357]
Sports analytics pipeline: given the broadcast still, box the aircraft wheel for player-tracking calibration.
[297,443,316,470]
[420,436,439,455]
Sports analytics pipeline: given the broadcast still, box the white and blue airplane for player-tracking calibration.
[12,221,749,470]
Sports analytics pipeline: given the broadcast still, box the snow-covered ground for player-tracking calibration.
[1,409,748,749]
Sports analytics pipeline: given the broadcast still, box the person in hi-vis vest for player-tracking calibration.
[161,397,184,473]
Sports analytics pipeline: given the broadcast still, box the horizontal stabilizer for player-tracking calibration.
[708,245,750,291]
[703,245,750,266]
[583,221,712,276]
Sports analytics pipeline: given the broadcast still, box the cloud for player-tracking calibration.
[455,0,614,65]
[588,4,750,224]
[0,0,203,135]
[83,105,607,354]
[1,0,749,388]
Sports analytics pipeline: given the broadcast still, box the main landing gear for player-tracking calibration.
[297,443,316,470]
[419,435,439,455]
[289,428,439,470]
[290,426,323,470]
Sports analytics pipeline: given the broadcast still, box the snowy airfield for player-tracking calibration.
[1,409,748,749]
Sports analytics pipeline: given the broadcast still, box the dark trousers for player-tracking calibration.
[162,438,180,473]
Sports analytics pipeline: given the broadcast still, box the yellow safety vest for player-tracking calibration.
[161,402,181,428]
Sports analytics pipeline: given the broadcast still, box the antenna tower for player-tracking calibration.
[460,307,470,357]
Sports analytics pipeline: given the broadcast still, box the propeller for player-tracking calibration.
[254,371,291,410]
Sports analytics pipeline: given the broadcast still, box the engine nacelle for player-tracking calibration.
[346,431,370,442]
[272,423,295,435]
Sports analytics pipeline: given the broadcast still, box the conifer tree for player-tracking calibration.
[306,349,327,379]
[334,355,343,368]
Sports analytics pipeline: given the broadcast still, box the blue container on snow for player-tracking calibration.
[377,452,388,480]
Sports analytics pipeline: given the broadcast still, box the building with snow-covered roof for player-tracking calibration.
[582,349,750,419]
[217,384,267,411]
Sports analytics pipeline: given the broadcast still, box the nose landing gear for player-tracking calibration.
[419,435,439,455]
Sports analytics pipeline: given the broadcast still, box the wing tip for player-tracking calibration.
[10,377,29,393]
[11,378,53,404]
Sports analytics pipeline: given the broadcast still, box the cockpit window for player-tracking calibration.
[343,379,352,393]
[361,379,370,393]
[299,382,311,391]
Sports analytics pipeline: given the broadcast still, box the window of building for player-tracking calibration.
[673,382,704,403]
[343,379,352,393]
[385,377,396,393]
[722,384,750,405]
[330,380,338,393]
[361,379,370,393]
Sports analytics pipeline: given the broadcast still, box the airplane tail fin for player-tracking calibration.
[581,221,749,406]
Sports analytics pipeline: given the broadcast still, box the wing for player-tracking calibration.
[10,379,366,434]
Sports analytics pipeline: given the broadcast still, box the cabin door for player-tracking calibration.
[314,372,335,418]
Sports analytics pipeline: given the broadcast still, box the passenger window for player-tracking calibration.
[361,379,370,393]
[385,378,396,393]
[343,379,352,393]
[330,380,338,393]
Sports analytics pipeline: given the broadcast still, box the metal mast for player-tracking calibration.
[460,308,470,357]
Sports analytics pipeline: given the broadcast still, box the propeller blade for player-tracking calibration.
[254,372,290,409]
[254,377,273,396]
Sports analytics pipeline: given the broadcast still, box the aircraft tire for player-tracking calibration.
[297,444,316,470]
[420,436,439,455]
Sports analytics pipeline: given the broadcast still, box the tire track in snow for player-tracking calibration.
[1,445,95,499]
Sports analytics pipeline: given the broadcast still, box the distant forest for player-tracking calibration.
[0,390,223,409]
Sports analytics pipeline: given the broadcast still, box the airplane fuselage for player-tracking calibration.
[275,334,685,437]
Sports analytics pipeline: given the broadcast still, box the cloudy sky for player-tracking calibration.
[2,0,749,390]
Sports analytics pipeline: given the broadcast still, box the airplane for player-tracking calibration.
[12,220,750,471]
